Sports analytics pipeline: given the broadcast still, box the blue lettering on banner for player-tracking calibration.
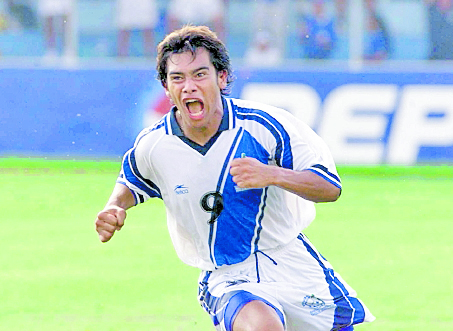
[0,68,452,164]
[238,71,453,165]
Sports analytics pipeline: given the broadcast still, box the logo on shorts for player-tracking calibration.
[302,295,336,316]
[225,279,250,287]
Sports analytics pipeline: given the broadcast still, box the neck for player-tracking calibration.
[176,110,223,146]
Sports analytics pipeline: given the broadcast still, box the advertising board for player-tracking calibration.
[1,67,452,164]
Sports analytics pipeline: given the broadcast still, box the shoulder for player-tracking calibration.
[133,116,168,149]
[229,98,324,143]
[229,98,289,117]
[228,98,317,146]
[229,98,300,127]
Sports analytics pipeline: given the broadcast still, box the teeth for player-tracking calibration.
[185,99,203,117]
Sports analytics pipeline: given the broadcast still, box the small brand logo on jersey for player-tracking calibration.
[302,295,336,316]
[174,184,189,195]
[234,185,253,192]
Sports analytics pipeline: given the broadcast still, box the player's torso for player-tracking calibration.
[146,120,293,269]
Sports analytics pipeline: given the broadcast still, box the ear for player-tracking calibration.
[164,89,174,105]
[217,70,228,90]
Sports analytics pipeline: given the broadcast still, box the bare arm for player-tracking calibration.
[230,157,340,203]
[95,183,136,242]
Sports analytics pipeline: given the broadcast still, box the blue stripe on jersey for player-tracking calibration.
[211,130,271,267]
[228,99,236,128]
[164,111,172,135]
[137,193,145,204]
[134,116,166,147]
[253,187,268,253]
[123,148,162,200]
[217,127,243,193]
[116,180,144,205]
[153,119,166,132]
[235,107,293,169]
[297,234,366,329]
[308,164,342,189]
[208,127,244,266]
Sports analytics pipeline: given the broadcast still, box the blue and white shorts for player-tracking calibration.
[198,233,375,331]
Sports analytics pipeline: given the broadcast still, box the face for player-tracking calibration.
[165,48,227,141]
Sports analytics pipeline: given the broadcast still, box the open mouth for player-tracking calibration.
[185,99,204,118]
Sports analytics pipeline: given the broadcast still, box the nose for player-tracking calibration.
[182,77,197,93]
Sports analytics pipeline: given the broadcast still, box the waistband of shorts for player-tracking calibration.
[206,235,299,274]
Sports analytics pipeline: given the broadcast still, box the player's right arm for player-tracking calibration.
[95,183,136,243]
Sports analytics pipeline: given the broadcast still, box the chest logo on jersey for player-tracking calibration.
[174,184,189,195]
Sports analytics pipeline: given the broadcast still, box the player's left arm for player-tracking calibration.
[230,157,340,203]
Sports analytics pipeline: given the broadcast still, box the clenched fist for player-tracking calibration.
[95,206,126,242]
[230,156,278,189]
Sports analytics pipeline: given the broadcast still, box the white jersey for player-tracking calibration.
[118,98,341,271]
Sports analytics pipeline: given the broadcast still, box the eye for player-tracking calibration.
[170,75,183,81]
[196,72,206,78]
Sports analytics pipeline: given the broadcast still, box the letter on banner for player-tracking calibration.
[318,84,398,164]
[241,83,320,129]
[387,85,453,164]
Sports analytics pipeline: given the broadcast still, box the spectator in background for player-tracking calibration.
[251,0,290,54]
[166,0,226,41]
[363,12,391,61]
[333,0,348,34]
[363,0,391,61]
[38,0,74,59]
[298,0,337,60]
[0,1,10,33]
[244,30,283,67]
[116,0,159,58]
[6,0,38,30]
[0,3,7,53]
[426,0,453,60]
[0,19,6,34]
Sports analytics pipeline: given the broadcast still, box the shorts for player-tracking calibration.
[197,233,375,331]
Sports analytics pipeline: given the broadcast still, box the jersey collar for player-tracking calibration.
[169,97,233,136]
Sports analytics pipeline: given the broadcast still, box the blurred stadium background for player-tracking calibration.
[0,0,452,164]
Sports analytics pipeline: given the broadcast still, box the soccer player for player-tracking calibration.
[95,25,375,331]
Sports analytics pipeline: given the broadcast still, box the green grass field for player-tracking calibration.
[1,158,452,331]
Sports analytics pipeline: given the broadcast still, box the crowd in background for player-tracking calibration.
[0,0,452,64]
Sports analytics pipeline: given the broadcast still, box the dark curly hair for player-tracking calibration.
[156,25,234,95]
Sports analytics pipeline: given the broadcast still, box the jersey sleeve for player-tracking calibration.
[277,110,342,190]
[276,109,342,230]
[116,130,162,205]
